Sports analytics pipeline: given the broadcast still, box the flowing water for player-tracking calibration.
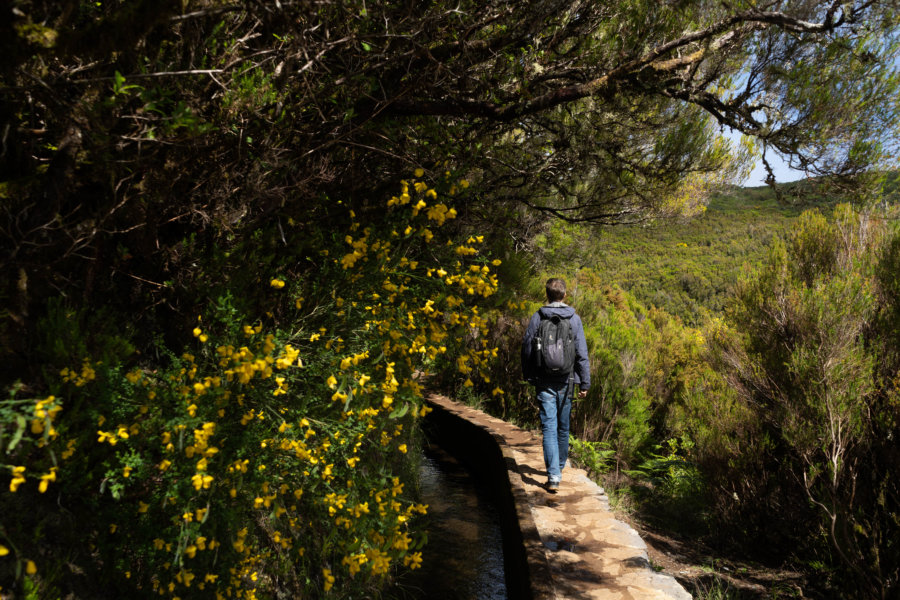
[390,444,508,600]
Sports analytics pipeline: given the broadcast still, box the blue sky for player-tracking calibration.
[726,128,806,187]
[739,151,805,187]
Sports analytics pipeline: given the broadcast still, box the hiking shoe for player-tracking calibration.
[546,480,559,493]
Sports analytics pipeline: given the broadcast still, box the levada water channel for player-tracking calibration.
[388,442,508,600]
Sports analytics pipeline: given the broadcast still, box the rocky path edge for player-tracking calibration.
[425,393,692,600]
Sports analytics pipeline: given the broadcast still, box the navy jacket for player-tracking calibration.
[521,303,590,389]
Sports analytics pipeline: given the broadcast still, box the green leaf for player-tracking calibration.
[389,403,408,419]
[7,415,26,452]
[413,532,427,550]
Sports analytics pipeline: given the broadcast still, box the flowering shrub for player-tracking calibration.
[0,174,499,598]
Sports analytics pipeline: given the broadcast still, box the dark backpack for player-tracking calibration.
[533,314,576,376]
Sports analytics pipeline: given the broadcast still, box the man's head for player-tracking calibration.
[546,278,566,303]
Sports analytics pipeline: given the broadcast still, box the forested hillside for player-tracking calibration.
[537,184,842,325]
[486,193,900,599]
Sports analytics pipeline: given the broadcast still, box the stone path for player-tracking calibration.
[426,394,692,600]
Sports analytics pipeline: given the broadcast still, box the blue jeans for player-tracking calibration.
[537,381,571,483]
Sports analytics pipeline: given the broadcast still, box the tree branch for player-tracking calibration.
[380,4,857,123]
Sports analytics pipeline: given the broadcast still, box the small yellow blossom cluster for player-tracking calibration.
[3,393,65,504]
[216,335,296,386]
[327,478,428,580]
[425,202,456,226]
[59,360,97,387]
[30,395,62,444]
[8,465,26,492]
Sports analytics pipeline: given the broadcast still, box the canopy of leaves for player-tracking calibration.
[2,0,899,389]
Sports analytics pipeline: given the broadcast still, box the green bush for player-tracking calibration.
[0,175,501,599]
[708,204,900,597]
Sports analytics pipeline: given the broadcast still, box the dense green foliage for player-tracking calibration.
[492,197,900,598]
[533,182,897,325]
[0,176,504,598]
[706,205,900,597]
[3,1,900,598]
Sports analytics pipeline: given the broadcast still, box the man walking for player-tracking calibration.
[521,278,590,493]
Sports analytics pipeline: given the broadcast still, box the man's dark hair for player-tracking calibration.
[546,278,566,302]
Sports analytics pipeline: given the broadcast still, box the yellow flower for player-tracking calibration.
[97,430,117,445]
[9,466,26,492]
[0,545,9,556]
[26,560,37,575]
[392,532,412,550]
[270,278,285,288]
[38,468,58,493]
[323,568,335,592]
[404,552,423,569]
[414,168,424,177]
[398,444,408,454]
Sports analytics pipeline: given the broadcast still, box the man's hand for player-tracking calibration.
[578,390,588,399]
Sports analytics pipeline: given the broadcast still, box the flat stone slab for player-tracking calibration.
[427,394,692,600]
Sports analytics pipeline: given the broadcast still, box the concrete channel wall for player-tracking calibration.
[424,393,693,600]
[423,395,556,600]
